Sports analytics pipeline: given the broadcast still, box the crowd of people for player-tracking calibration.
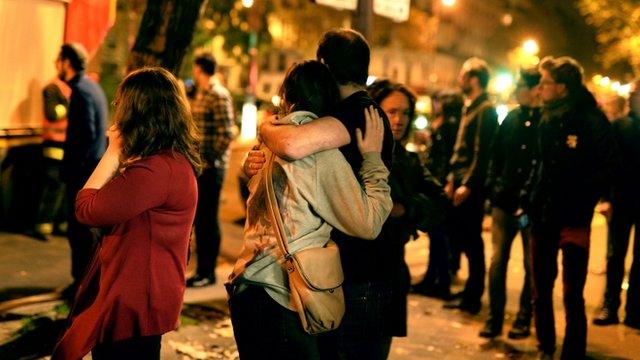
[30,27,638,360]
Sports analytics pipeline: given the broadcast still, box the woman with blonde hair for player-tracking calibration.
[52,67,201,359]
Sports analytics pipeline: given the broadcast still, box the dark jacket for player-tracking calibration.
[529,89,618,228]
[426,114,459,184]
[448,92,499,190]
[62,72,108,180]
[381,143,447,337]
[331,91,395,284]
[487,105,541,213]
[610,115,640,203]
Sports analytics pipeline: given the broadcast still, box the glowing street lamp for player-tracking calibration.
[242,0,254,8]
[522,39,539,56]
[442,0,456,7]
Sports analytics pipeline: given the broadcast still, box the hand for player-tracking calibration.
[356,106,383,154]
[390,203,406,218]
[258,115,279,138]
[453,185,471,207]
[444,181,454,200]
[596,201,613,221]
[106,124,122,157]
[514,207,524,217]
[242,146,266,177]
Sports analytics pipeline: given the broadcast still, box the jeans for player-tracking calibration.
[531,225,589,359]
[193,167,224,278]
[229,285,321,360]
[447,191,486,306]
[487,207,532,330]
[318,282,393,360]
[603,198,640,322]
[92,335,161,359]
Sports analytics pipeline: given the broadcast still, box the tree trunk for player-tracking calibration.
[126,0,205,75]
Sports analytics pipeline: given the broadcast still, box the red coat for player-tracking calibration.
[52,151,198,360]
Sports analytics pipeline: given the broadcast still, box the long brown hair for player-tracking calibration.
[112,67,202,175]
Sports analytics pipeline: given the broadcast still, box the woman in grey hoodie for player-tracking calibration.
[227,60,392,359]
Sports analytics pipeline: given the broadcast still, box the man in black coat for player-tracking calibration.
[443,57,498,314]
[529,56,617,360]
[57,43,108,300]
[593,86,640,329]
[480,67,541,339]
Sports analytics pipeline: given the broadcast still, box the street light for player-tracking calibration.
[442,0,456,7]
[522,39,539,56]
[242,0,254,8]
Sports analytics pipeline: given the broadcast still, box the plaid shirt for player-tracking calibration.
[190,80,235,169]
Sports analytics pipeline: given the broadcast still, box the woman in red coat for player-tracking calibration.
[52,67,202,359]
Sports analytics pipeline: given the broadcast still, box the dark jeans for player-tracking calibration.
[194,167,224,278]
[531,225,589,359]
[65,166,99,285]
[604,199,640,322]
[92,335,161,359]
[229,285,321,360]
[318,281,393,360]
[447,191,486,305]
[424,223,452,289]
[487,207,532,329]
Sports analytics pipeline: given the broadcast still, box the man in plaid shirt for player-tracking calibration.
[188,53,235,287]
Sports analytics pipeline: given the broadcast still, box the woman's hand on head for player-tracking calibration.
[356,106,384,154]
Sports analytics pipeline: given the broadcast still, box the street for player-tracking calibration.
[0,144,639,359]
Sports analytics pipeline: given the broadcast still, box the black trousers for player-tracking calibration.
[92,335,161,359]
[604,197,640,322]
[229,285,321,360]
[531,225,590,359]
[447,191,486,305]
[65,165,99,285]
[193,167,224,278]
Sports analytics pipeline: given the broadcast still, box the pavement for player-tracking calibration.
[1,141,639,359]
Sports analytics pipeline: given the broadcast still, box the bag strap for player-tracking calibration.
[263,152,292,260]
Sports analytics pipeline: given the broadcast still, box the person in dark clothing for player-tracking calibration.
[480,67,541,339]
[412,90,462,299]
[528,56,618,360]
[443,57,499,315]
[247,29,396,359]
[187,53,235,288]
[57,43,108,300]
[368,80,447,339]
[26,79,70,241]
[593,89,640,329]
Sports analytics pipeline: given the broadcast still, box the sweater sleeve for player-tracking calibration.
[75,157,170,227]
[308,151,392,240]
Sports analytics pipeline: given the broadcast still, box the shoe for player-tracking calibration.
[443,299,481,315]
[593,307,619,326]
[507,322,531,339]
[411,282,452,300]
[624,318,640,330]
[186,274,215,288]
[479,321,501,338]
[24,229,48,242]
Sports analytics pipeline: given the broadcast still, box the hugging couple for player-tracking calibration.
[227,28,397,360]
